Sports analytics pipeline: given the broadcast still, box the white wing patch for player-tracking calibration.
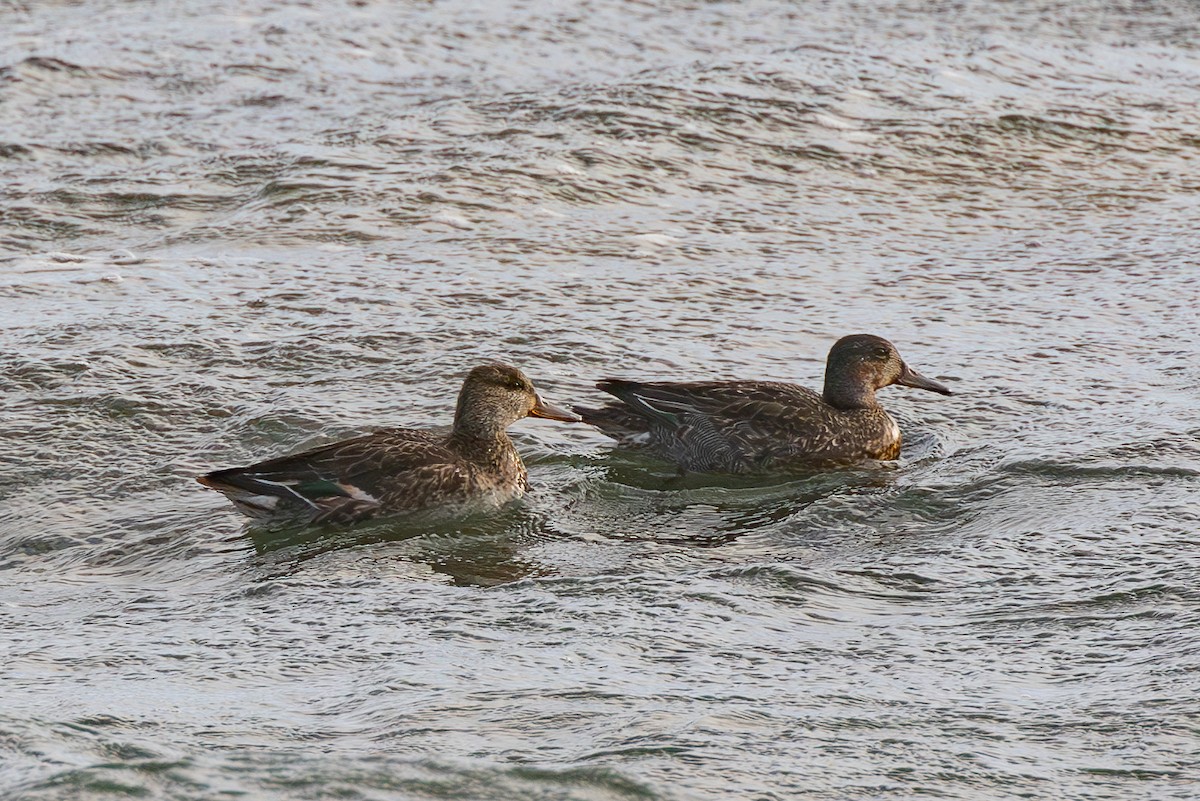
[337,483,379,504]
[631,392,673,416]
[251,477,321,510]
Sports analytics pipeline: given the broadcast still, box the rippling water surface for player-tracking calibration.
[3,1,1199,799]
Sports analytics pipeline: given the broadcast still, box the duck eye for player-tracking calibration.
[873,348,889,359]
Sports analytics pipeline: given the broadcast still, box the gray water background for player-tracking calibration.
[2,1,1199,798]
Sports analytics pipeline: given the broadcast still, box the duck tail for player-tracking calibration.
[575,402,654,446]
[196,468,300,519]
[197,467,274,496]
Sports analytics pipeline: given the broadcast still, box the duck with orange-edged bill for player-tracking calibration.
[575,334,953,474]
[198,363,581,525]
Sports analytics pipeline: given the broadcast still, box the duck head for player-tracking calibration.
[822,334,952,410]
[453,363,581,436]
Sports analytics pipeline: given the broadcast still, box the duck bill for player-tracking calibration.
[530,394,583,422]
[897,363,953,396]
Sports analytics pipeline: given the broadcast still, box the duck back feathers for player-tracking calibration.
[578,379,896,473]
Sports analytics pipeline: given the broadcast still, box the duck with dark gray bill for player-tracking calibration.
[575,334,953,474]
[198,363,580,525]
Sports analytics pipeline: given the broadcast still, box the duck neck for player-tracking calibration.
[453,407,505,439]
[822,372,879,411]
[452,399,515,464]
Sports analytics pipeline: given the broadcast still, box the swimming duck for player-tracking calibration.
[576,334,952,474]
[198,363,580,525]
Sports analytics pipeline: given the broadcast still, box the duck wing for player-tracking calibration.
[199,428,470,523]
[588,379,832,472]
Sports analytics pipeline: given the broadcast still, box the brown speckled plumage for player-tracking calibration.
[198,363,580,525]
[576,335,952,474]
